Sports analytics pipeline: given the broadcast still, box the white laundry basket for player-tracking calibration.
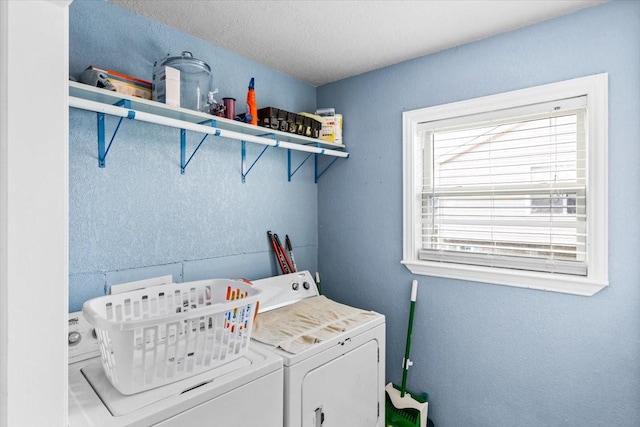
[82,278,261,395]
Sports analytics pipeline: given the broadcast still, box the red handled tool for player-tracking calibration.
[268,231,291,275]
[274,233,295,273]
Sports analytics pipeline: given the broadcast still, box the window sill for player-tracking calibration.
[401,259,608,296]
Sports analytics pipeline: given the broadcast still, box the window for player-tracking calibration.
[402,74,608,296]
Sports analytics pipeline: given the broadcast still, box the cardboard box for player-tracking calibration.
[152,65,180,107]
[83,66,152,100]
[315,108,342,145]
[163,66,180,108]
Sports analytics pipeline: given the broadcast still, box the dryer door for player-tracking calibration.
[301,340,379,427]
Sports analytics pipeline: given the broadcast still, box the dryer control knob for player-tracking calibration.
[68,331,81,346]
[303,281,310,290]
[292,282,299,291]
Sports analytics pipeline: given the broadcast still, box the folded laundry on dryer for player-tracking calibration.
[252,295,377,353]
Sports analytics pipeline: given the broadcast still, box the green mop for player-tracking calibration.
[385,279,429,427]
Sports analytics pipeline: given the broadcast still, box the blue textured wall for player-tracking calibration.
[68,0,319,311]
[69,1,640,425]
[317,1,640,426]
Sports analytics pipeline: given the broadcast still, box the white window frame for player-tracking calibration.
[402,74,608,296]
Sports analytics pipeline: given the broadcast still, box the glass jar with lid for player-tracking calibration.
[153,51,212,112]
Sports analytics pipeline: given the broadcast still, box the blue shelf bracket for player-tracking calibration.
[180,120,220,175]
[287,149,313,182]
[314,150,345,183]
[241,133,275,183]
[96,99,133,168]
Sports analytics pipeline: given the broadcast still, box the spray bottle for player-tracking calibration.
[246,77,257,125]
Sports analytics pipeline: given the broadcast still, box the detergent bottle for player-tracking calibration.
[246,77,257,125]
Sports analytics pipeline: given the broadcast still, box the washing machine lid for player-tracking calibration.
[69,345,282,426]
[83,356,251,416]
[252,295,382,354]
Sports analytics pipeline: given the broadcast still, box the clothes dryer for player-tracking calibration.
[251,270,386,427]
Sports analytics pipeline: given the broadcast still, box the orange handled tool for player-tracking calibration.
[247,77,257,125]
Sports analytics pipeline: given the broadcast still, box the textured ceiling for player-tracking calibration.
[110,0,607,86]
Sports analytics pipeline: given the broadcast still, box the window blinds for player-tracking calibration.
[417,97,587,275]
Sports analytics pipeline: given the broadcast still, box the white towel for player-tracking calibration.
[251,295,377,354]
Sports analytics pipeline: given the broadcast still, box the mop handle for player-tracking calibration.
[400,279,418,397]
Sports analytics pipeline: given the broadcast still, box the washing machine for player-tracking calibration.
[68,309,283,427]
[250,270,386,427]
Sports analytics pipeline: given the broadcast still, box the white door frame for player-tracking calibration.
[0,1,71,426]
